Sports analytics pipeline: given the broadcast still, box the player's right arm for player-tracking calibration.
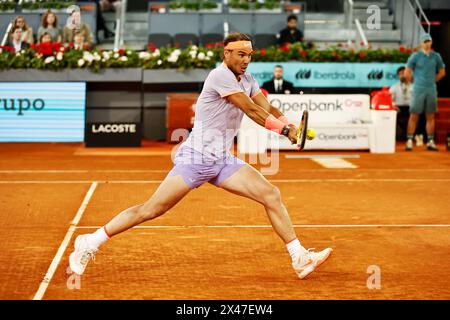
[227,92,297,144]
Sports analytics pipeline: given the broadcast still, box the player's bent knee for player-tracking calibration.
[261,185,281,207]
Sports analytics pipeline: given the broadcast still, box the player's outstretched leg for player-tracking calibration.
[69,175,191,275]
[218,164,332,279]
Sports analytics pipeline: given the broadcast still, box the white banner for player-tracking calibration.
[238,94,373,152]
[268,94,371,125]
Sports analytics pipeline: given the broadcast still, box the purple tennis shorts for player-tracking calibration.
[167,146,246,189]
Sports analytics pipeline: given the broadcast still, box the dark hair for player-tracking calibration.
[39,32,52,43]
[274,65,283,69]
[287,14,298,22]
[42,10,58,28]
[397,66,406,74]
[223,32,252,47]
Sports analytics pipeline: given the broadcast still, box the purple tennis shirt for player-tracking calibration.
[180,62,261,161]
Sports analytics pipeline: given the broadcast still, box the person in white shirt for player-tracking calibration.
[389,66,426,145]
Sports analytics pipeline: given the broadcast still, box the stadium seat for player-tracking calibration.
[253,34,278,49]
[148,33,173,48]
[173,33,199,48]
[200,33,223,47]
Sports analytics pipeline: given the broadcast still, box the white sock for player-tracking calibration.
[87,226,110,249]
[286,238,307,263]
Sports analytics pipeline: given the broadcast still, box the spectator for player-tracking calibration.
[6,26,30,52]
[262,65,295,94]
[39,32,53,44]
[71,30,90,50]
[13,16,34,44]
[277,14,303,46]
[100,0,122,20]
[38,10,63,43]
[63,7,94,46]
[82,0,115,39]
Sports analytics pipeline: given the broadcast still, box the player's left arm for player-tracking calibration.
[435,54,446,82]
[251,92,292,124]
[436,68,446,82]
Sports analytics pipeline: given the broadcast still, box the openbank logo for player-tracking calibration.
[295,69,312,79]
[1,98,45,116]
[367,70,384,80]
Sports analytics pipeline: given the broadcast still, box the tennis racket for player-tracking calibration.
[296,110,309,150]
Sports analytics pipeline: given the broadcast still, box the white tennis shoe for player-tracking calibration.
[292,247,333,279]
[69,234,97,275]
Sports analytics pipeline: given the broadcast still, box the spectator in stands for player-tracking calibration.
[6,26,30,52]
[63,7,94,46]
[100,0,122,21]
[277,14,303,46]
[13,16,34,44]
[262,65,295,94]
[38,10,62,44]
[39,32,52,44]
[72,30,90,50]
[82,0,115,39]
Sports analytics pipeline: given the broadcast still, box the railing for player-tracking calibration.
[391,0,429,47]
[114,0,127,49]
[413,0,430,33]
[355,18,368,48]
[223,21,229,37]
[1,23,12,49]
[344,0,354,45]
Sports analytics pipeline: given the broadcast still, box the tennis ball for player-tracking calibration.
[306,128,316,140]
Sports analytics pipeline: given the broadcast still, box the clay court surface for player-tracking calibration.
[0,141,449,300]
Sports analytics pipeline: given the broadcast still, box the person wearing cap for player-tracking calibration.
[404,33,446,151]
[69,32,333,280]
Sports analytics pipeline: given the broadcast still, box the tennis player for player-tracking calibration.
[70,32,333,279]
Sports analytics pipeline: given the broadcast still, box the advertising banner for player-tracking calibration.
[0,82,86,142]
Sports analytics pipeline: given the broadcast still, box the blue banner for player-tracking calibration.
[246,62,405,88]
[0,82,86,142]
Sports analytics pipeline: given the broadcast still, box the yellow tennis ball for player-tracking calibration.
[306,128,316,140]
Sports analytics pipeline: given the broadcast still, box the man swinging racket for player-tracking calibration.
[69,32,333,280]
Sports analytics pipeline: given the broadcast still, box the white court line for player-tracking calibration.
[2,178,450,184]
[311,158,358,169]
[32,182,98,301]
[286,154,361,159]
[75,224,450,229]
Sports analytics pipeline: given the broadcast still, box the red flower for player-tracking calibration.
[118,49,125,55]
[0,45,15,52]
[300,50,308,58]
[260,48,266,57]
[407,48,413,54]
[280,43,290,52]
[175,42,181,48]
[31,42,60,56]
[399,45,406,52]
[205,42,215,49]
[359,52,366,59]
[147,43,157,52]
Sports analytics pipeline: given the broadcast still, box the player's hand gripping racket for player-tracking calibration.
[296,110,309,150]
